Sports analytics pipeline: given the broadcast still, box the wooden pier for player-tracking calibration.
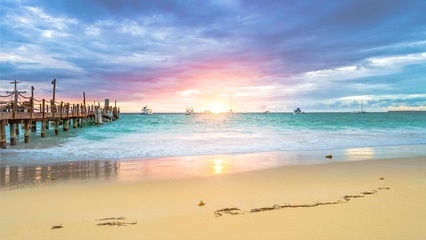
[0,80,120,148]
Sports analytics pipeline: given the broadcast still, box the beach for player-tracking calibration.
[1,155,425,240]
[2,0,426,239]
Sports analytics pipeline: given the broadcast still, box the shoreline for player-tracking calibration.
[1,155,425,239]
[2,144,426,189]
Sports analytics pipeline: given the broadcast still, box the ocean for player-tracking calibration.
[1,112,426,164]
[1,112,426,187]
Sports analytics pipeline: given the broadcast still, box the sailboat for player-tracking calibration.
[228,94,235,114]
[353,101,366,114]
[141,106,153,115]
[185,107,194,115]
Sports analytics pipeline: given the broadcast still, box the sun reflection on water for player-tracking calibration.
[213,158,224,174]
[344,147,376,160]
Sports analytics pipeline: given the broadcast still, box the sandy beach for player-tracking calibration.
[2,0,426,239]
[1,155,425,240]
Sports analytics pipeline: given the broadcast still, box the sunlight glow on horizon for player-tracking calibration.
[207,100,228,114]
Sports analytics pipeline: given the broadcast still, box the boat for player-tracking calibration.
[228,94,235,114]
[293,108,304,114]
[185,107,194,115]
[263,110,270,114]
[141,106,153,115]
[352,101,366,114]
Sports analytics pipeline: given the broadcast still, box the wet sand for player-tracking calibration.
[2,144,426,189]
[1,155,425,240]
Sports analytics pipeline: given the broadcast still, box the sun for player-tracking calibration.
[208,101,227,114]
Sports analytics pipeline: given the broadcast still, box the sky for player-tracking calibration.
[1,0,426,113]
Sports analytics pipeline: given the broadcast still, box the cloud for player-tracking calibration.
[1,0,426,112]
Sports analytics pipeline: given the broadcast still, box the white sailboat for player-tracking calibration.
[228,94,234,114]
[141,106,153,115]
[353,101,366,114]
[185,107,194,115]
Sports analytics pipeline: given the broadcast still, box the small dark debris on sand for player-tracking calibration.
[51,224,63,230]
[95,216,126,221]
[95,216,137,227]
[96,221,137,227]
[325,155,333,159]
[198,201,205,207]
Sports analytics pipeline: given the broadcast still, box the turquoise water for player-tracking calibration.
[1,112,426,164]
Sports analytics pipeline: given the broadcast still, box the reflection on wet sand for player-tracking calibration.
[2,145,425,189]
[344,147,377,160]
[0,153,283,189]
[1,161,120,189]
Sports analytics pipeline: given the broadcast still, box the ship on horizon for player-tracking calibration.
[141,106,153,115]
[294,108,304,114]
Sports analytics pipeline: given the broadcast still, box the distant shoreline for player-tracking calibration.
[387,110,426,112]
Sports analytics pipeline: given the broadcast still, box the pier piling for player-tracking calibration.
[63,119,69,131]
[16,124,19,136]
[31,122,37,132]
[41,121,46,138]
[54,120,59,135]
[9,123,17,146]
[1,121,6,149]
[24,120,30,143]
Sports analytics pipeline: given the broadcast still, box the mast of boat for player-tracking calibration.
[230,94,232,113]
[229,93,234,114]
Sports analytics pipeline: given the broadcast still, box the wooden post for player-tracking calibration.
[82,95,88,127]
[16,122,20,136]
[60,101,63,118]
[51,79,57,119]
[54,119,59,135]
[0,121,6,149]
[52,79,56,104]
[12,82,18,119]
[30,86,34,119]
[24,120,30,143]
[51,100,55,118]
[83,92,86,114]
[41,120,46,138]
[41,99,47,132]
[66,103,69,117]
[31,121,37,132]
[82,104,86,127]
[77,104,82,128]
[96,102,103,124]
[73,118,77,129]
[31,94,36,132]
[10,123,17,146]
[63,119,69,131]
